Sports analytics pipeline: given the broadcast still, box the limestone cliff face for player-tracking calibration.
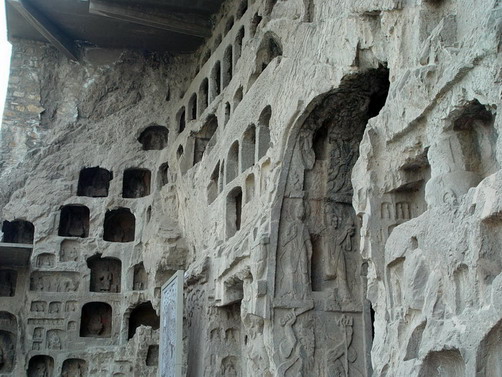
[0,0,500,376]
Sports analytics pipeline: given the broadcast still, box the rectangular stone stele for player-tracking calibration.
[159,270,184,377]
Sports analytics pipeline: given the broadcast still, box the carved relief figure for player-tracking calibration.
[278,199,313,299]
[47,331,61,349]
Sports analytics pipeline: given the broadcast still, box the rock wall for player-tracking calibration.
[0,0,501,376]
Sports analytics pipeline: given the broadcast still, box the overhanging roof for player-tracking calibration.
[5,0,224,60]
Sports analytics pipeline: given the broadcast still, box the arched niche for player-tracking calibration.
[233,86,243,109]
[226,186,243,239]
[58,205,89,238]
[257,106,272,160]
[0,329,15,373]
[103,208,135,242]
[476,319,502,377]
[122,168,151,198]
[80,302,112,338]
[61,358,87,377]
[250,33,282,84]
[87,255,122,293]
[207,161,220,204]
[2,219,34,244]
[245,174,255,203]
[234,27,245,65]
[138,125,169,151]
[223,45,233,89]
[226,141,239,184]
[188,93,198,121]
[241,124,256,171]
[77,167,112,197]
[419,349,466,377]
[133,262,147,291]
[146,345,159,366]
[177,107,186,134]
[27,355,53,377]
[199,78,209,115]
[271,68,390,375]
[128,301,160,340]
[211,61,221,101]
[0,270,16,297]
[157,162,169,189]
[193,115,218,164]
[236,0,247,18]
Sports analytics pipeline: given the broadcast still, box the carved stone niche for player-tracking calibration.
[36,253,55,268]
[61,358,87,377]
[58,205,90,238]
[46,329,63,350]
[418,349,465,377]
[132,262,147,291]
[87,255,122,293]
[30,272,79,292]
[192,114,218,164]
[60,239,79,262]
[80,302,112,338]
[0,330,15,372]
[0,269,17,297]
[127,301,159,340]
[77,167,113,197]
[146,345,159,366]
[138,124,169,151]
[27,355,54,377]
[122,168,151,198]
[103,208,135,242]
[475,319,502,376]
[1,219,34,243]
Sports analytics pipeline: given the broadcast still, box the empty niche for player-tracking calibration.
[236,0,247,18]
[257,106,272,159]
[233,86,243,109]
[223,46,233,89]
[36,253,55,268]
[177,107,186,134]
[241,124,256,171]
[451,100,497,183]
[2,219,34,243]
[404,321,427,361]
[0,270,17,297]
[77,167,112,197]
[476,319,502,376]
[245,174,255,203]
[225,17,234,34]
[58,205,89,238]
[188,93,198,121]
[0,330,15,372]
[128,302,160,340]
[80,302,112,338]
[157,162,169,189]
[234,27,245,65]
[213,34,222,51]
[193,115,218,164]
[199,78,209,115]
[87,255,121,293]
[133,262,147,291]
[211,61,222,101]
[224,102,231,126]
[207,162,220,204]
[265,0,278,15]
[62,358,87,377]
[146,345,159,366]
[219,161,225,193]
[60,239,79,262]
[226,187,243,239]
[250,34,282,85]
[418,349,465,377]
[103,208,135,242]
[226,141,240,183]
[138,125,169,151]
[122,168,151,198]
[250,12,262,37]
[46,329,63,350]
[27,355,54,377]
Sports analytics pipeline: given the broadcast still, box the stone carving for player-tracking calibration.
[46,329,62,350]
[277,199,313,300]
[65,301,77,312]
[48,302,61,314]
[30,272,79,292]
[36,253,55,268]
[27,355,53,377]
[325,315,362,377]
[31,301,47,312]
[88,256,121,293]
[61,358,87,377]
[133,263,148,291]
[80,302,112,338]
[0,270,16,297]
[60,240,79,262]
[0,330,15,373]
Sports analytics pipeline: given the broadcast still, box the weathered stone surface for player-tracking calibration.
[0,0,501,376]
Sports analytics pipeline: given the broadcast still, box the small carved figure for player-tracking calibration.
[278,200,313,299]
[99,268,113,292]
[87,315,104,336]
[47,332,61,349]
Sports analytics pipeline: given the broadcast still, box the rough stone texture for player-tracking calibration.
[0,0,501,376]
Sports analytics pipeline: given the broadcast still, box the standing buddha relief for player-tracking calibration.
[273,69,390,376]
